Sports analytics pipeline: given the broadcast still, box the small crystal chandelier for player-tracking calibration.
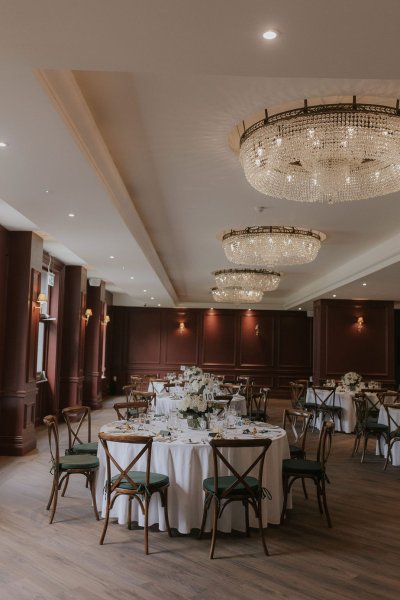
[221,226,324,267]
[239,96,400,203]
[211,287,263,303]
[213,268,280,291]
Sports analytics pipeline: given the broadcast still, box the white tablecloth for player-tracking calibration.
[154,391,247,417]
[378,405,400,465]
[96,420,290,534]
[306,388,356,433]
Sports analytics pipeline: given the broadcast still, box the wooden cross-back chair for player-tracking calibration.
[282,408,313,460]
[61,406,98,455]
[247,385,270,422]
[281,420,334,528]
[377,390,400,406]
[113,401,149,421]
[198,437,272,559]
[43,415,99,524]
[351,393,389,463]
[289,381,306,409]
[130,375,143,388]
[98,432,171,554]
[382,403,400,470]
[311,386,343,432]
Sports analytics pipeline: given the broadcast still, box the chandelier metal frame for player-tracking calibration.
[212,268,281,291]
[239,96,400,203]
[221,226,324,267]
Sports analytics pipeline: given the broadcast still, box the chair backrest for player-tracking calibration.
[377,390,399,405]
[352,394,368,431]
[98,432,153,493]
[382,404,400,435]
[130,375,143,388]
[43,415,60,466]
[219,382,241,395]
[312,386,337,409]
[289,382,305,409]
[62,405,92,450]
[282,408,312,453]
[209,438,272,499]
[113,401,149,420]
[149,379,168,394]
[316,420,334,468]
[248,386,270,420]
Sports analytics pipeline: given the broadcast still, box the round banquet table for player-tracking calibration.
[95,419,290,534]
[377,405,400,465]
[153,391,248,417]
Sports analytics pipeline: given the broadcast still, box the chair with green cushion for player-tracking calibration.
[113,401,149,421]
[281,420,334,528]
[43,415,99,524]
[311,386,343,432]
[352,394,389,463]
[383,403,400,470]
[198,438,272,559]
[62,406,98,455]
[290,381,306,409]
[98,432,171,555]
[248,386,270,422]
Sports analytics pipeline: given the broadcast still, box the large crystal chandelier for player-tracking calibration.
[239,97,400,203]
[213,268,280,291]
[221,226,324,267]
[211,287,263,303]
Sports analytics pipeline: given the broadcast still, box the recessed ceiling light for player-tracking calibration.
[68,213,75,218]
[0,141,9,147]
[262,30,278,40]
[150,296,155,300]
[143,289,147,293]
[44,189,50,194]
[122,266,125,270]
[109,255,115,259]
[298,307,302,310]
[332,294,337,298]
[362,282,367,286]
[130,276,134,280]
[158,303,161,307]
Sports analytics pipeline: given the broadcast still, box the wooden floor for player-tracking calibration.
[0,397,399,599]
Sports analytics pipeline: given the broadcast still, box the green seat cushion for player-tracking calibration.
[366,420,388,431]
[289,444,305,459]
[68,442,98,455]
[111,470,169,492]
[58,454,99,470]
[303,403,316,410]
[203,475,260,497]
[283,458,323,475]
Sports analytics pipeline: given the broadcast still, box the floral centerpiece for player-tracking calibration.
[178,366,215,427]
[341,371,362,390]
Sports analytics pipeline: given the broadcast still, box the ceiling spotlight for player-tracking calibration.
[298,307,302,310]
[130,276,134,280]
[0,141,8,147]
[68,213,75,218]
[150,296,155,300]
[362,282,367,286]
[332,294,337,298]
[157,303,161,307]
[143,289,147,293]
[262,30,278,40]
[109,255,115,259]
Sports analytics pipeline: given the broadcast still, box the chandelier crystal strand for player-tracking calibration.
[221,226,323,267]
[239,100,400,203]
[211,287,263,303]
[213,269,280,291]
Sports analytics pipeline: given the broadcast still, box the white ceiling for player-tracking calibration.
[1,0,400,310]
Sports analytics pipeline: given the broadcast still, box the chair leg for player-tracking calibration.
[49,478,59,524]
[301,477,308,499]
[161,488,172,537]
[209,498,219,559]
[257,499,269,556]
[99,496,111,545]
[127,496,132,530]
[351,432,360,457]
[61,474,69,497]
[89,471,99,521]
[321,478,332,528]
[280,475,289,525]
[316,480,324,514]
[46,478,57,511]
[144,494,150,555]
[361,433,368,463]
[198,492,212,539]
[244,499,250,537]
[383,440,393,471]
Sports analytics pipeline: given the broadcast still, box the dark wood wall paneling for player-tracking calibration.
[83,281,106,409]
[313,299,395,385]
[107,307,313,397]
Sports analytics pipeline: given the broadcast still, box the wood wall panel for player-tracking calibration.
[202,311,236,367]
[278,313,312,368]
[165,310,198,366]
[313,299,395,385]
[108,307,314,397]
[239,313,274,367]
[127,310,162,365]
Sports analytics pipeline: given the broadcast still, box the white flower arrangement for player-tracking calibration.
[183,365,203,382]
[178,393,209,416]
[342,371,362,387]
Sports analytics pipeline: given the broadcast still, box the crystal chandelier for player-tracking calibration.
[213,268,280,291]
[221,226,324,267]
[211,287,263,303]
[239,97,400,203]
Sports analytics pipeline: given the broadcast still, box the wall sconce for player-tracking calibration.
[35,292,48,309]
[84,308,93,325]
[255,324,260,336]
[356,316,365,331]
[104,315,110,325]
[179,321,185,333]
